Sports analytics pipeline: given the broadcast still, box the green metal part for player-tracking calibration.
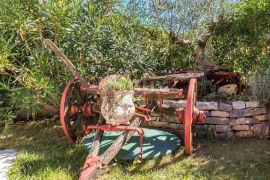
[83,128,181,160]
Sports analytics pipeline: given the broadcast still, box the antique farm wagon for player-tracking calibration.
[45,39,205,179]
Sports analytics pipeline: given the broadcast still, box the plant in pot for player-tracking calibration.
[99,75,135,125]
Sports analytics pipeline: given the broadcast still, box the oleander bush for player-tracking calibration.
[0,0,189,128]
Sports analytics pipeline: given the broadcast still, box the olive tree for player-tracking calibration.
[129,0,227,71]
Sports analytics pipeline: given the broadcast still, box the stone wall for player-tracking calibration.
[143,100,270,138]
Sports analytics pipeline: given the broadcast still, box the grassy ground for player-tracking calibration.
[0,120,269,180]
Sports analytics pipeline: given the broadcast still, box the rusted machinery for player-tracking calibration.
[206,69,242,93]
[45,39,205,180]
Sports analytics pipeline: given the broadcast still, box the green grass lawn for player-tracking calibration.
[0,120,269,180]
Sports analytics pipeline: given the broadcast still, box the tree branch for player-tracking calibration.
[197,15,224,47]
[169,32,191,47]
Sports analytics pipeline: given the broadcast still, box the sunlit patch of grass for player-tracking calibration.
[0,120,87,179]
[101,135,270,180]
[0,120,269,179]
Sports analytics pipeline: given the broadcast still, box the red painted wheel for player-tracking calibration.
[184,78,197,155]
[60,78,99,142]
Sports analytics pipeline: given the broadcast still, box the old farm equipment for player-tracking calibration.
[44,39,205,179]
[206,69,242,93]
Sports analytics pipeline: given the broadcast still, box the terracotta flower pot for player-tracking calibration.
[101,90,135,125]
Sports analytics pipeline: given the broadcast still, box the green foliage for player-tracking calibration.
[129,0,225,45]
[0,102,16,134]
[200,91,251,103]
[0,0,188,127]
[197,77,213,98]
[100,75,133,92]
[209,0,270,103]
[2,0,270,127]
[250,72,270,104]
[211,0,270,75]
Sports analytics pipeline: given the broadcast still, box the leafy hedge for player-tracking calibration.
[211,0,270,75]
[0,0,189,126]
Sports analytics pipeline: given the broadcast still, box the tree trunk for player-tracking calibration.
[169,16,223,72]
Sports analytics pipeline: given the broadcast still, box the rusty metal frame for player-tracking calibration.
[60,77,205,179]
[46,39,206,180]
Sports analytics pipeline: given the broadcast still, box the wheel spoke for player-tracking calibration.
[74,114,84,136]
[70,113,78,121]
[64,106,69,115]
[60,78,100,143]
[73,83,84,105]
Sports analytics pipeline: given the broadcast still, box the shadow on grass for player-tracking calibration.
[113,138,270,179]
[123,147,187,174]
[0,120,87,179]
[1,120,270,179]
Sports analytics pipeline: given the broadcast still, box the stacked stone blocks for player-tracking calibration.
[197,101,269,138]
[144,100,269,138]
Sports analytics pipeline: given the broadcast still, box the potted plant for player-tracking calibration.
[99,75,135,125]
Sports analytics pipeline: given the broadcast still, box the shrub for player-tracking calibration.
[197,77,213,98]
[211,0,270,75]
[250,73,270,105]
[0,0,190,128]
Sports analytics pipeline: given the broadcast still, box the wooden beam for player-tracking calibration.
[88,115,105,156]
[80,117,143,179]
[134,88,183,100]
[44,39,89,86]
[140,72,204,81]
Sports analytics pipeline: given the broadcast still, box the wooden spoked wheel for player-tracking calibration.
[60,78,99,143]
[184,78,197,155]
